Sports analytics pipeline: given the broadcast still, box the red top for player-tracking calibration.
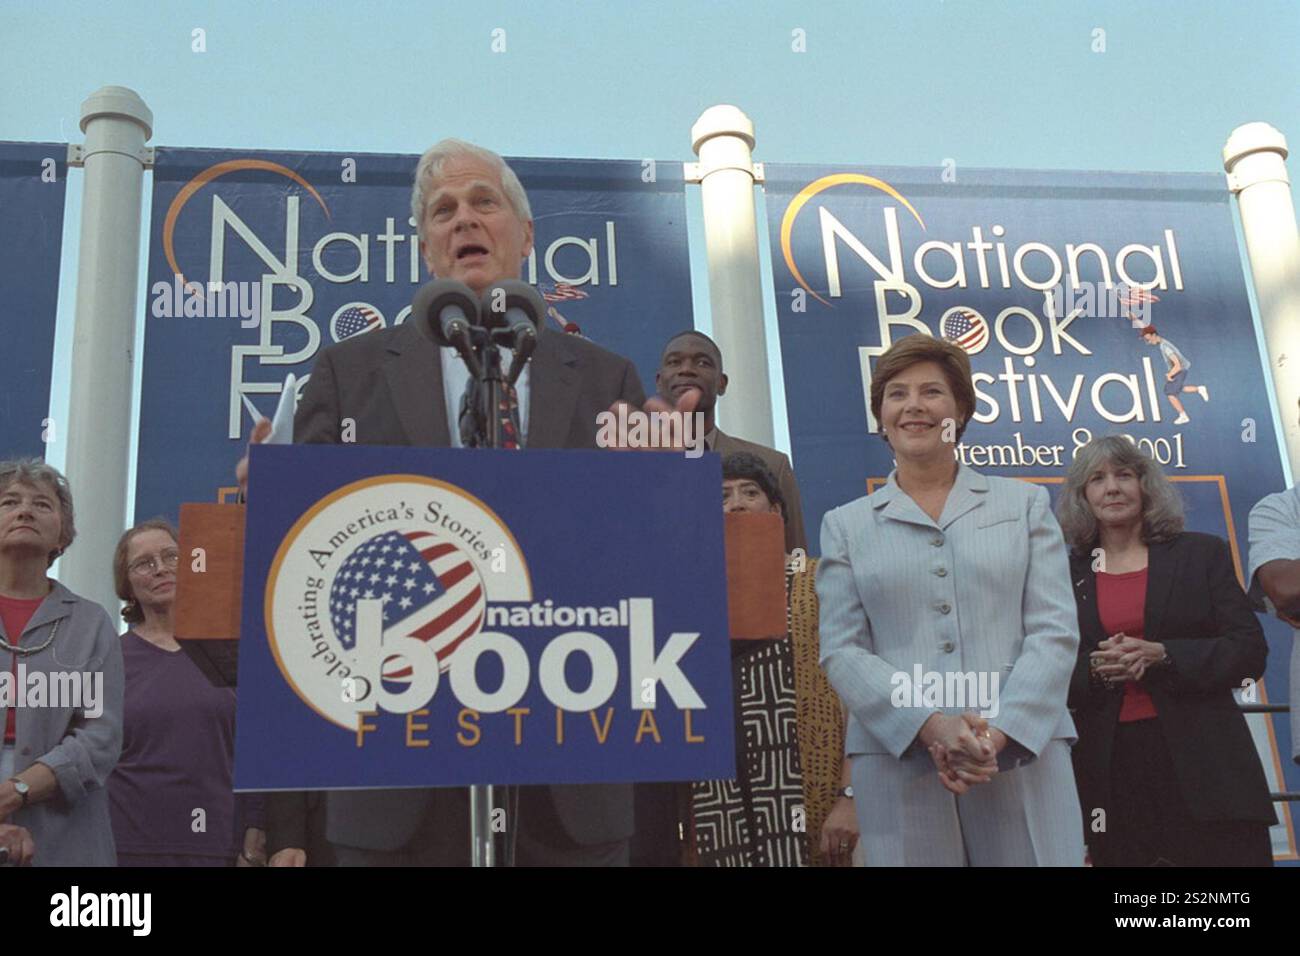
[1,593,47,744]
[1095,568,1158,722]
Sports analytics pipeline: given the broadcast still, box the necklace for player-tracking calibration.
[0,618,61,657]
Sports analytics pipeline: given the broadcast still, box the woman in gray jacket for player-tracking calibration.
[0,458,123,866]
[816,336,1083,866]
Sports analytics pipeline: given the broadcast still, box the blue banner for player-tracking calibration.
[765,163,1297,858]
[0,142,67,460]
[233,444,733,789]
[136,147,693,519]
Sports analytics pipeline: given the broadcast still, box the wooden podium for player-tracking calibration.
[723,511,788,640]
[173,503,789,687]
[174,502,246,687]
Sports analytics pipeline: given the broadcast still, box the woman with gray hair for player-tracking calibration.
[1057,436,1275,866]
[0,458,123,866]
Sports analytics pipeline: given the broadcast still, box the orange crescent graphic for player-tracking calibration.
[162,159,331,283]
[779,173,926,307]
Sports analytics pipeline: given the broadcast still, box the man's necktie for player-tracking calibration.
[459,376,521,449]
[497,382,521,449]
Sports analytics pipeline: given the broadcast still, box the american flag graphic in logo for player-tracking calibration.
[538,282,588,303]
[331,304,385,342]
[1116,285,1161,306]
[328,529,486,677]
[941,309,989,354]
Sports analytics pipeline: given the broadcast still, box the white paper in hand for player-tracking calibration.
[266,373,298,445]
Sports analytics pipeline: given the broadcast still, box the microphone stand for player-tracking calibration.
[462,324,531,868]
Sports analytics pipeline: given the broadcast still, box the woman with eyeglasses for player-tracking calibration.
[0,458,124,866]
[106,519,265,866]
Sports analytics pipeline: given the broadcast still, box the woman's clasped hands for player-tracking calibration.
[1090,633,1167,685]
[919,712,1006,795]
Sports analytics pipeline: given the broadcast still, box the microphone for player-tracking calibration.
[412,279,481,377]
[480,280,546,386]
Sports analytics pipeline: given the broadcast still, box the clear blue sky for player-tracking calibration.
[4,0,1297,480]
[8,0,1297,168]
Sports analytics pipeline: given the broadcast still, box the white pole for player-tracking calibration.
[61,86,153,616]
[690,105,774,446]
[1224,122,1300,479]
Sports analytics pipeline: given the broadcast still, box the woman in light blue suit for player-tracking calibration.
[816,335,1084,866]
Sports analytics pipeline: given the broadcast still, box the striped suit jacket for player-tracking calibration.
[816,464,1083,865]
[817,464,1078,757]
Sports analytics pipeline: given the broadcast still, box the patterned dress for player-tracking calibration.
[689,567,811,866]
[787,559,849,866]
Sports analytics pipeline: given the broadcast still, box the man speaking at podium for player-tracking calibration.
[255,139,679,866]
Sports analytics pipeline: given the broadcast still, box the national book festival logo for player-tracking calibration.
[265,474,531,729]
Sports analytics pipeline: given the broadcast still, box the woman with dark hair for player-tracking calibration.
[817,335,1084,865]
[0,458,123,866]
[683,453,857,866]
[722,452,859,866]
[107,519,266,866]
[1057,435,1275,866]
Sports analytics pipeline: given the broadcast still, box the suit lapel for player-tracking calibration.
[383,323,450,446]
[936,464,989,529]
[0,582,75,643]
[871,476,928,528]
[1070,552,1106,650]
[1142,538,1180,643]
[525,330,580,449]
[870,467,989,530]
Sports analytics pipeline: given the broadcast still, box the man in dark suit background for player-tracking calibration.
[251,138,686,866]
[655,330,807,553]
[628,331,811,866]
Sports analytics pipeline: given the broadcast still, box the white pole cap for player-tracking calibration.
[692,105,755,154]
[1223,122,1288,171]
[79,85,154,138]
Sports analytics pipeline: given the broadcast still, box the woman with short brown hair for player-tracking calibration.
[0,458,122,866]
[818,335,1083,865]
[869,334,978,444]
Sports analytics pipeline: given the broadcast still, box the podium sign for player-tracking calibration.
[233,444,735,789]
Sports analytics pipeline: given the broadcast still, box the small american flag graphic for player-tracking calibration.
[328,529,486,678]
[1116,285,1161,306]
[538,282,588,303]
[330,304,385,342]
[941,309,989,354]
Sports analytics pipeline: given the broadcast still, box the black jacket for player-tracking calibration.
[1068,532,1276,829]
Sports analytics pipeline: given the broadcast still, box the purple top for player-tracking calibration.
[108,631,264,863]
